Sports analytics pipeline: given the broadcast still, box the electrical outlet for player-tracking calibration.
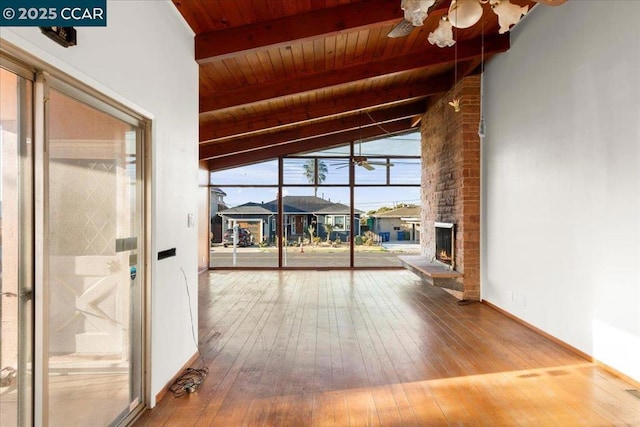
[187,213,195,228]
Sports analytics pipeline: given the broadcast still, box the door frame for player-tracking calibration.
[0,42,153,426]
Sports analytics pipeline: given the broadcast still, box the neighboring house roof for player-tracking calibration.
[315,202,356,215]
[211,187,227,197]
[371,206,421,218]
[280,195,333,213]
[220,196,361,216]
[219,202,273,216]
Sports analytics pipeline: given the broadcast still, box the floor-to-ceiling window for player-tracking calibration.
[209,160,279,268]
[352,137,421,266]
[282,154,351,268]
[209,134,421,269]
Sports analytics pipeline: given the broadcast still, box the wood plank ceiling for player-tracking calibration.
[171,0,566,171]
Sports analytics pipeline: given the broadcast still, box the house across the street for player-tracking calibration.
[218,195,362,244]
[367,206,421,242]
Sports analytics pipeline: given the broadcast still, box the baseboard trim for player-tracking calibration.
[482,300,640,389]
[482,300,591,360]
[594,361,640,390]
[155,351,199,403]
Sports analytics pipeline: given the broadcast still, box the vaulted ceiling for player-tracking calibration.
[171,0,567,171]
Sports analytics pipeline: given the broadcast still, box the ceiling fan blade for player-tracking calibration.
[360,162,375,171]
[387,19,415,38]
[367,161,395,167]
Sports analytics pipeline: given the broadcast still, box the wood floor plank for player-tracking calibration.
[345,387,380,426]
[135,270,640,427]
[400,381,449,426]
[193,275,284,425]
[311,392,335,427]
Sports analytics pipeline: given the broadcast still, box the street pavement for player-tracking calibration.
[210,243,420,268]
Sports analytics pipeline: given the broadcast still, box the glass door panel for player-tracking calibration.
[0,65,34,427]
[46,88,142,426]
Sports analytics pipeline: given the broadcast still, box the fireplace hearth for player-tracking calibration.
[434,222,455,269]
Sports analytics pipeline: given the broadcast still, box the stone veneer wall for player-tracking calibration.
[420,76,481,300]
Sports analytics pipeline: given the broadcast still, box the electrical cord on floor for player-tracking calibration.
[169,367,208,398]
[169,267,209,398]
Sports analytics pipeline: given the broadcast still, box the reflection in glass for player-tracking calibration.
[0,67,33,427]
[47,89,141,426]
[389,158,421,185]
[355,159,388,185]
[357,133,421,157]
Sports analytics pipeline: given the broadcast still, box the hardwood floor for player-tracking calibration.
[135,270,640,426]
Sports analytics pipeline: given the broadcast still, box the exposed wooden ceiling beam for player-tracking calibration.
[200,102,425,160]
[199,73,458,142]
[196,0,417,63]
[199,34,510,113]
[207,119,413,171]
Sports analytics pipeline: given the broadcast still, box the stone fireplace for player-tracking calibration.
[419,76,481,300]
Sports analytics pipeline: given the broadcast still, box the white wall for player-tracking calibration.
[482,1,640,382]
[1,0,199,405]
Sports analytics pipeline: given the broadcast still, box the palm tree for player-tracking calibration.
[302,159,328,197]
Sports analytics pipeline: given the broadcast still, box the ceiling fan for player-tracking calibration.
[354,156,394,171]
[334,113,396,170]
[335,155,395,171]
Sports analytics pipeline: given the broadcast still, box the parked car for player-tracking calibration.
[222,228,254,247]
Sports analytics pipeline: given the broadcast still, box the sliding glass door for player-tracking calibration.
[1,56,147,426]
[43,84,144,426]
[0,62,34,427]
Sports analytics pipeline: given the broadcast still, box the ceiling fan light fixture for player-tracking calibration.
[490,0,529,34]
[428,15,456,48]
[448,0,483,29]
[401,0,436,26]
